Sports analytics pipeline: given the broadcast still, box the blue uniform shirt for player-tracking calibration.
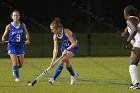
[56,28,79,55]
[7,22,25,55]
[9,22,25,43]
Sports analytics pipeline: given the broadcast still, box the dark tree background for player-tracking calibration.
[0,0,140,33]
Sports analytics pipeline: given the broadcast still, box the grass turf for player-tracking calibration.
[0,57,140,93]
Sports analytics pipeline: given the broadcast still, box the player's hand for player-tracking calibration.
[50,62,55,68]
[123,41,130,49]
[1,38,5,42]
[25,40,30,45]
[1,39,6,43]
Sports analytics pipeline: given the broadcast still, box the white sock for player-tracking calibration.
[129,65,139,85]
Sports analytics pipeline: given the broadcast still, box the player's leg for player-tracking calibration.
[129,47,140,89]
[66,47,79,85]
[48,64,64,84]
[65,52,77,77]
[131,40,140,65]
[48,52,73,84]
[48,63,64,85]
[65,52,78,85]
[51,64,64,80]
[66,60,76,77]
[17,44,25,68]
[10,54,20,82]
[65,46,79,76]
[8,44,21,81]
[17,55,24,68]
[53,51,75,78]
[48,56,66,85]
[65,61,78,85]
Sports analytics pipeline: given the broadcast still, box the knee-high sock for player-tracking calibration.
[52,65,63,80]
[129,65,139,85]
[12,66,19,78]
[66,65,75,76]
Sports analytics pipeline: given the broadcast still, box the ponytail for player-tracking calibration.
[50,17,63,28]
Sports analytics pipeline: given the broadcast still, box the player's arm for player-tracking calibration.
[2,24,10,42]
[126,17,139,42]
[50,34,58,68]
[65,29,77,50]
[23,23,30,44]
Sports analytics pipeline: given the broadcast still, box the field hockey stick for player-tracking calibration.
[0,41,26,44]
[27,55,65,86]
[0,41,8,44]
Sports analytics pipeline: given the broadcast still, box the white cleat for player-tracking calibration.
[129,83,140,89]
[15,78,20,82]
[70,73,78,85]
[48,78,55,85]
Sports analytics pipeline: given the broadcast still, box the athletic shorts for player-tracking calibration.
[61,45,79,55]
[7,43,25,55]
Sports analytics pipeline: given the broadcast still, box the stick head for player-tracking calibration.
[27,81,32,87]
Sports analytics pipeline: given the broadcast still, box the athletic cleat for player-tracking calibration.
[70,72,78,85]
[129,83,140,89]
[15,78,20,82]
[48,78,55,85]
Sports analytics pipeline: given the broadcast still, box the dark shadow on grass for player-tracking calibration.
[31,73,129,86]
[43,76,129,86]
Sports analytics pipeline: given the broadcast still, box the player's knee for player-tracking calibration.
[61,58,68,63]
[130,61,139,66]
[13,62,18,66]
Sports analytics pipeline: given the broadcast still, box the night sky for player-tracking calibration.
[0,0,82,23]
[0,0,140,32]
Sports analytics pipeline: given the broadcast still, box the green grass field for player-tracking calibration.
[0,57,140,93]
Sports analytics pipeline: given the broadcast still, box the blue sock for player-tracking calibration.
[12,66,19,78]
[66,65,75,76]
[52,65,63,80]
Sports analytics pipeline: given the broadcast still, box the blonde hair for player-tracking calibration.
[50,18,63,29]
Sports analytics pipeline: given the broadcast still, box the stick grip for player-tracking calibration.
[32,80,37,86]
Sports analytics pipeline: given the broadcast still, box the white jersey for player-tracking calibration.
[127,26,140,40]
[127,17,140,48]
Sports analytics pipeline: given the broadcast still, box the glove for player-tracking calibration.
[123,41,130,49]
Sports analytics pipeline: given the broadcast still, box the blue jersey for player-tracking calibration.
[9,22,25,43]
[7,22,25,55]
[56,28,79,55]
